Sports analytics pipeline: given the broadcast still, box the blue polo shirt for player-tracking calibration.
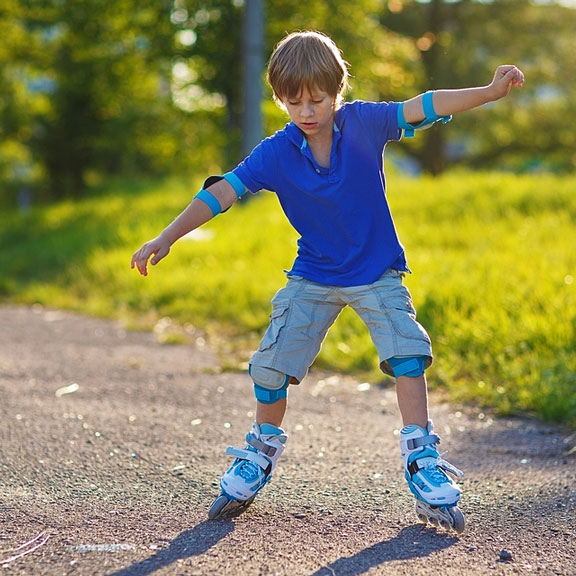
[232,100,408,287]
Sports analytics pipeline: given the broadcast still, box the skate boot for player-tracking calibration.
[400,420,466,533]
[208,422,287,519]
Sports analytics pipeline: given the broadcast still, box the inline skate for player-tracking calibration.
[208,422,287,519]
[400,420,465,533]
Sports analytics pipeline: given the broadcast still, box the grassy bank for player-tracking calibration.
[1,172,575,425]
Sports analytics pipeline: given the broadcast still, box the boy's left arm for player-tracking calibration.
[402,65,525,126]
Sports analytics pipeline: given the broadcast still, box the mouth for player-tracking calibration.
[300,122,318,131]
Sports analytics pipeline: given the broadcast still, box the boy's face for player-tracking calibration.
[283,86,336,141]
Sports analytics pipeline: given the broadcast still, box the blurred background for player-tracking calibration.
[1,0,575,206]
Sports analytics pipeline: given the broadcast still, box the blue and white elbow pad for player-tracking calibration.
[193,172,247,217]
[397,91,452,138]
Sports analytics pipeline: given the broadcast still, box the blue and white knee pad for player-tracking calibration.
[250,365,290,404]
[387,356,428,378]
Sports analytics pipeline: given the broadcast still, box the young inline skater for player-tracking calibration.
[131,31,524,530]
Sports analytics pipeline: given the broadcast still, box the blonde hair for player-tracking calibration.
[267,31,350,106]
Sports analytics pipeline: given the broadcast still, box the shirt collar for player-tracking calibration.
[285,122,341,151]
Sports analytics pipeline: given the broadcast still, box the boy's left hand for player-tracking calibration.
[490,65,525,100]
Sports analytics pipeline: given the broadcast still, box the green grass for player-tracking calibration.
[1,172,575,426]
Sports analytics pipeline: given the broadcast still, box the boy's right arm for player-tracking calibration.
[131,179,237,276]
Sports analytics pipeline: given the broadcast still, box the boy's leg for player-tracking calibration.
[344,271,464,528]
[255,375,297,426]
[211,378,297,514]
[211,277,341,516]
[256,397,287,428]
[394,369,463,511]
[395,374,429,428]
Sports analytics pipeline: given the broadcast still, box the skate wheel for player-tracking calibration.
[415,501,429,524]
[208,494,231,520]
[208,494,256,520]
[448,506,465,534]
[439,519,451,530]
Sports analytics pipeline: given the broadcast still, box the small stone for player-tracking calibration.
[499,549,513,562]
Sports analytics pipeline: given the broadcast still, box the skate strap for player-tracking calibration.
[438,456,464,478]
[405,433,440,451]
[246,434,279,458]
[225,446,270,470]
[409,455,464,478]
[408,456,438,477]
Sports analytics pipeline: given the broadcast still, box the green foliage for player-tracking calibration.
[1,172,575,426]
[4,0,576,207]
[168,0,406,158]
[389,172,576,424]
[380,0,576,173]
[0,0,203,202]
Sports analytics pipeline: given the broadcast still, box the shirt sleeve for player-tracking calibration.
[350,100,402,147]
[230,135,278,195]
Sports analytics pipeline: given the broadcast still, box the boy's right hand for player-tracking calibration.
[131,236,171,276]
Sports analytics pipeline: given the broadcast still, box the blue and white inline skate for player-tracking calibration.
[208,422,287,519]
[400,420,465,533]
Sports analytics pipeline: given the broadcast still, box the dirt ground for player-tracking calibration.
[0,305,574,576]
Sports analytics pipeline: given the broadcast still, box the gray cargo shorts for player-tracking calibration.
[250,269,433,382]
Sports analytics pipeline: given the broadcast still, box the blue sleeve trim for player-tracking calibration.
[397,91,452,138]
[223,172,247,198]
[194,188,222,217]
[397,102,416,137]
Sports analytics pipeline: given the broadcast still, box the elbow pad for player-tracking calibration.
[397,91,452,138]
[193,172,247,217]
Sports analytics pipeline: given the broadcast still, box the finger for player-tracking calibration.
[131,252,143,270]
[150,246,169,266]
[134,252,150,276]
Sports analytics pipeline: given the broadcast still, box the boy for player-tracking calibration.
[131,31,524,530]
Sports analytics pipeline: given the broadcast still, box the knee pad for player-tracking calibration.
[387,356,428,378]
[249,365,290,404]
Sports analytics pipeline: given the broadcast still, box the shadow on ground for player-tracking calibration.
[106,520,457,576]
[308,524,458,576]
[105,520,234,576]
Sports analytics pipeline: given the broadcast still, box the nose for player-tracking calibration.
[300,102,314,118]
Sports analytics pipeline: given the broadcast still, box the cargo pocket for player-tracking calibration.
[388,302,431,344]
[383,285,431,344]
[257,302,290,352]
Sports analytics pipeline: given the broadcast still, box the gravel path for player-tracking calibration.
[1,306,574,576]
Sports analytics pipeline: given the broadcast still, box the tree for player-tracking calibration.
[1,0,184,201]
[173,0,402,156]
[380,0,576,173]
[181,0,576,174]
[2,0,575,206]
